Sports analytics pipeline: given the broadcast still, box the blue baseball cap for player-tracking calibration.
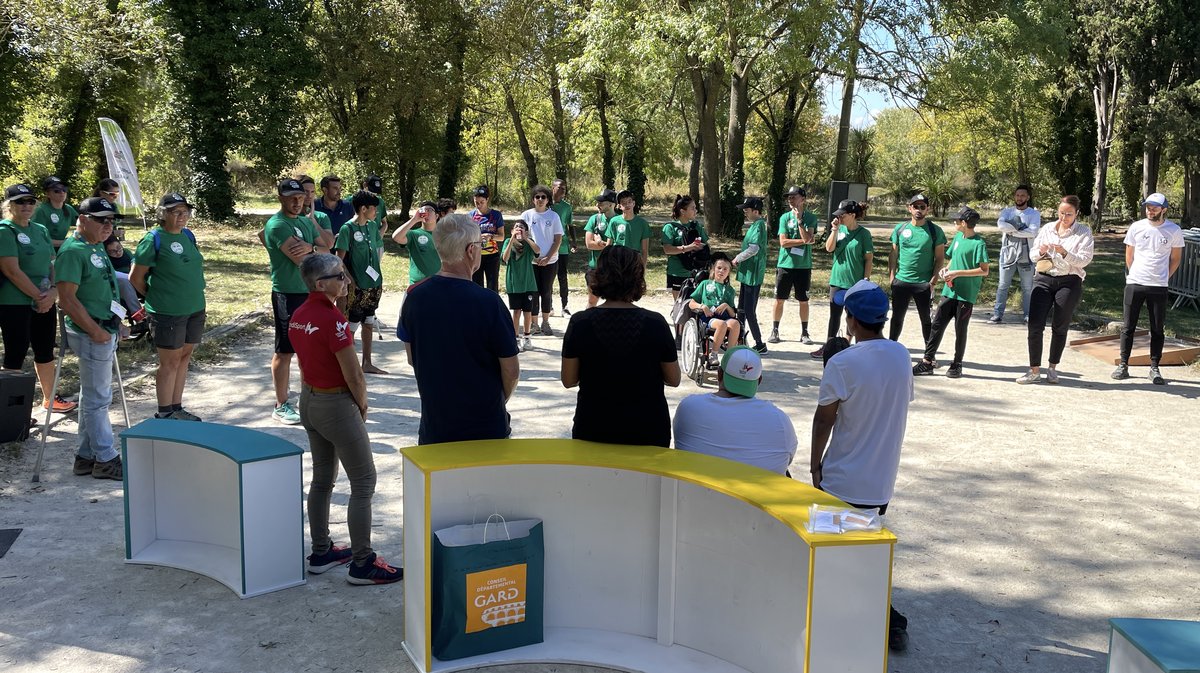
[1142,193,1168,208]
[833,279,889,324]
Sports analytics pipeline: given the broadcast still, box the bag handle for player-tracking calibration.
[483,513,511,543]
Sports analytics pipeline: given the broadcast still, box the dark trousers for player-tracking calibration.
[473,254,501,292]
[533,262,557,315]
[738,283,763,345]
[827,285,847,340]
[556,252,571,307]
[924,298,973,364]
[1120,284,1168,364]
[1027,274,1083,367]
[889,280,932,343]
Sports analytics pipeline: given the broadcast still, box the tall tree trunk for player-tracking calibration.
[832,0,866,182]
[686,55,722,228]
[1184,165,1200,227]
[767,79,802,227]
[1091,63,1121,230]
[622,121,646,207]
[688,139,701,202]
[1142,141,1161,199]
[437,30,468,197]
[506,91,539,190]
[549,65,569,180]
[721,57,751,236]
[1012,105,1029,186]
[56,76,96,190]
[595,77,615,189]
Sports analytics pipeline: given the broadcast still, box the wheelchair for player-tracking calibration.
[671,270,745,387]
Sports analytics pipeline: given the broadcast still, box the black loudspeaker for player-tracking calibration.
[0,372,36,443]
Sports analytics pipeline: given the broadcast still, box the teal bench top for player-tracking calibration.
[122,419,303,464]
[1111,618,1200,673]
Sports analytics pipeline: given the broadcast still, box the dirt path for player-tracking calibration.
[1,291,1197,673]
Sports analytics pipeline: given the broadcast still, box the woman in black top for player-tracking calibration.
[560,246,680,447]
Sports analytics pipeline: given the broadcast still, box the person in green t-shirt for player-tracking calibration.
[550,179,577,316]
[583,189,618,308]
[661,194,709,300]
[130,192,207,421]
[392,200,442,284]
[913,206,990,379]
[769,186,818,345]
[607,190,651,258]
[31,176,77,249]
[687,255,740,366]
[299,175,336,251]
[887,193,946,344]
[56,196,124,479]
[335,190,388,375]
[362,174,389,233]
[0,184,75,414]
[732,196,769,353]
[502,220,541,352]
[812,199,875,359]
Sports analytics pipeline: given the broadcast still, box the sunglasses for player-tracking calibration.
[533,195,548,201]
[318,271,346,281]
[48,188,67,194]
[910,204,928,209]
[13,199,37,206]
[103,191,120,198]
[87,215,115,224]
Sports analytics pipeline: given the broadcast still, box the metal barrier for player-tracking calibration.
[1170,233,1200,310]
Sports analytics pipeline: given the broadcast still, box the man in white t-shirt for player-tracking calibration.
[810,278,913,652]
[1112,193,1185,385]
[673,346,797,474]
[989,184,1041,323]
[520,185,564,336]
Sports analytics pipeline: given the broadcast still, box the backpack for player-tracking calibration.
[151,227,196,255]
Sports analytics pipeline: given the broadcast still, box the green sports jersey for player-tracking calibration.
[405,226,441,284]
[501,238,538,293]
[829,225,875,289]
[941,232,989,303]
[310,210,332,232]
[264,211,320,293]
[661,219,709,277]
[31,202,77,242]
[334,220,383,289]
[735,219,768,287]
[777,210,819,270]
[0,220,55,305]
[371,195,389,229]
[56,234,119,333]
[584,212,611,268]
[132,227,207,316]
[690,279,735,310]
[890,220,947,284]
[606,214,650,253]
[551,200,574,254]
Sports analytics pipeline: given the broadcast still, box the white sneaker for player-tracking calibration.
[521,335,532,351]
[516,336,525,353]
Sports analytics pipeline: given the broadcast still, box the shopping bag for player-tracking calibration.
[432,516,544,660]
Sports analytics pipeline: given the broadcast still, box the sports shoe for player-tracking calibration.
[889,625,909,653]
[307,544,353,574]
[521,335,532,351]
[1045,368,1059,385]
[347,553,403,585]
[1149,366,1166,385]
[753,342,768,354]
[172,408,202,421]
[540,319,553,337]
[809,346,825,360]
[73,455,94,476]
[1014,370,1040,385]
[516,335,525,353]
[44,395,78,413]
[273,401,301,425]
[529,323,542,336]
[912,361,935,376]
[946,363,962,379]
[562,306,572,317]
[767,329,781,344]
[707,352,719,368]
[92,456,123,480]
[1110,363,1129,380]
[986,315,1002,324]
[800,333,814,345]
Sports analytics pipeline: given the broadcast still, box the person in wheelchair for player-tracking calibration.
[687,254,740,367]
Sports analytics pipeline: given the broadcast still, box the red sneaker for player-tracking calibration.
[44,395,78,413]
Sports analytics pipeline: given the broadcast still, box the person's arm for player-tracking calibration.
[732,243,760,266]
[561,356,580,388]
[862,252,873,282]
[311,214,335,250]
[1125,244,1134,274]
[1169,246,1183,278]
[501,239,513,263]
[810,400,840,487]
[391,213,425,245]
[129,264,149,296]
[586,229,606,251]
[0,257,44,302]
[661,360,681,387]
[996,208,1017,233]
[499,354,519,402]
[931,244,946,284]
[824,224,839,253]
[887,245,898,282]
[527,236,542,256]
[334,346,369,418]
[946,262,989,283]
[282,236,315,266]
[640,234,649,259]
[57,281,110,343]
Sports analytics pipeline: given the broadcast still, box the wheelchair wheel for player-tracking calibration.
[680,319,703,384]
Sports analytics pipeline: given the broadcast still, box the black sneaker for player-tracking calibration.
[1149,366,1166,385]
[92,456,123,480]
[347,553,403,585]
[753,342,768,354]
[307,544,353,574]
[1111,363,1129,380]
[946,363,962,379]
[73,455,95,476]
[912,361,935,376]
[562,306,571,317]
[889,625,909,652]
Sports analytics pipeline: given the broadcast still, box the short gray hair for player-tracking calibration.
[300,253,342,291]
[434,213,478,264]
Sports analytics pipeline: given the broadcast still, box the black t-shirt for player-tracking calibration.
[561,306,678,448]
[109,250,132,274]
[399,275,519,444]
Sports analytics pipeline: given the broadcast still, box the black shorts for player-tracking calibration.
[507,292,536,312]
[666,274,688,291]
[272,291,308,354]
[347,286,382,323]
[775,268,812,302]
[0,304,57,368]
[151,311,206,350]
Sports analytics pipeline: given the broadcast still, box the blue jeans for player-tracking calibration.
[993,262,1033,319]
[65,329,118,462]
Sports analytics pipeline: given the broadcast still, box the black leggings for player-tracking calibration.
[923,298,973,364]
[556,252,570,307]
[533,262,557,315]
[827,285,847,340]
[738,283,763,345]
[473,253,501,292]
[1120,284,1168,364]
[889,280,932,343]
[0,304,57,369]
[1027,274,1083,367]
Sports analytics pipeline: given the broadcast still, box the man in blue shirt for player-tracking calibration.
[314,174,355,235]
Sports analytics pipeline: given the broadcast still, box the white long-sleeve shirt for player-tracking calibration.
[997,206,1041,266]
[1032,220,1094,280]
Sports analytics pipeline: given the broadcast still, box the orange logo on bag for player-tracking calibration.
[465,564,527,633]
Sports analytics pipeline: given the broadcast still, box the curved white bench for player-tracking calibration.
[401,439,897,673]
[122,419,305,598]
